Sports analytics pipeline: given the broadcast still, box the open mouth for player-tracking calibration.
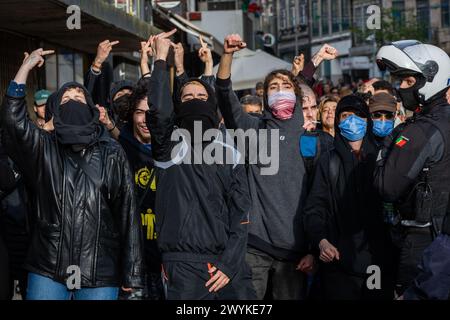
[140,126,149,134]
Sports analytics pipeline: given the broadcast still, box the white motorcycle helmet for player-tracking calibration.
[376,40,450,109]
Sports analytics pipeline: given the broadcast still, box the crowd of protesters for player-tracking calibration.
[1,28,450,301]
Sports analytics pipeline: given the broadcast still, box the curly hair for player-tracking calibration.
[123,78,150,123]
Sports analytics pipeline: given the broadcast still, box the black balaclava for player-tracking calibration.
[174,78,220,144]
[111,95,130,117]
[109,80,134,114]
[52,82,100,147]
[396,74,427,111]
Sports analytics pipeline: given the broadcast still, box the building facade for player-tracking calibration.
[308,0,352,84]
[350,0,450,81]
[277,0,310,61]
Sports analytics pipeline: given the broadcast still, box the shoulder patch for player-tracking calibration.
[395,135,409,148]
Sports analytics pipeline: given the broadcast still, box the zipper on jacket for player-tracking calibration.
[69,157,78,273]
[92,149,107,286]
[55,155,67,279]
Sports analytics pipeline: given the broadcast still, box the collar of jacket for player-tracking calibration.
[119,123,152,157]
[333,131,378,167]
[421,94,449,115]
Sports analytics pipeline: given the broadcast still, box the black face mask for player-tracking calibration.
[54,100,98,146]
[176,99,219,143]
[397,76,426,111]
[59,100,94,125]
[248,112,264,118]
[112,95,130,117]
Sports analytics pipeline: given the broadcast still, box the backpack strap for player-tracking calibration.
[67,150,103,189]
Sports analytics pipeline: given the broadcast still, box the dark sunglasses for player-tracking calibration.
[371,112,395,120]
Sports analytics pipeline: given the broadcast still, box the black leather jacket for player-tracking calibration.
[0,94,144,288]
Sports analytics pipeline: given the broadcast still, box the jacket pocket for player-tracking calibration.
[32,219,61,274]
[96,231,121,281]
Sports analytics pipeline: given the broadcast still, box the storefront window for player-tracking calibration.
[45,54,57,93]
[331,0,340,33]
[74,54,84,84]
[58,51,75,88]
[321,0,329,35]
[341,0,350,30]
[311,0,319,37]
[416,0,430,40]
[45,48,85,91]
[442,0,450,28]
[392,0,405,27]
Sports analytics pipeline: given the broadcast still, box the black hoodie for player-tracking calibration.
[145,60,251,280]
[304,95,391,277]
[119,124,160,273]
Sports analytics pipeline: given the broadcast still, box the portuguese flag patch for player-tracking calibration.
[395,136,409,148]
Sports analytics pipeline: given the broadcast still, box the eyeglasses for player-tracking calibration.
[371,112,395,120]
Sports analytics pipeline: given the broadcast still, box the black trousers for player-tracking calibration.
[245,247,307,300]
[320,268,366,300]
[395,227,434,295]
[319,266,393,300]
[0,235,9,300]
[163,260,256,300]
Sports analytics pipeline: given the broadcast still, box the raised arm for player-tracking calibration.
[140,36,154,77]
[294,44,338,87]
[145,29,178,161]
[84,40,119,99]
[216,34,260,130]
[291,53,305,77]
[172,42,190,100]
[199,36,214,77]
[173,42,185,77]
[198,36,216,89]
[0,48,54,178]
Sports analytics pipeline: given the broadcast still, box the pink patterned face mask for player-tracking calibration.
[268,91,297,120]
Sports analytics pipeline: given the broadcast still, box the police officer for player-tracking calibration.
[374,40,450,299]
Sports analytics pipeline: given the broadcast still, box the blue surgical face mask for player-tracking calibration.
[373,119,394,137]
[338,114,367,142]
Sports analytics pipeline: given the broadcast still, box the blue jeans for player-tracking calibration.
[27,273,119,300]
